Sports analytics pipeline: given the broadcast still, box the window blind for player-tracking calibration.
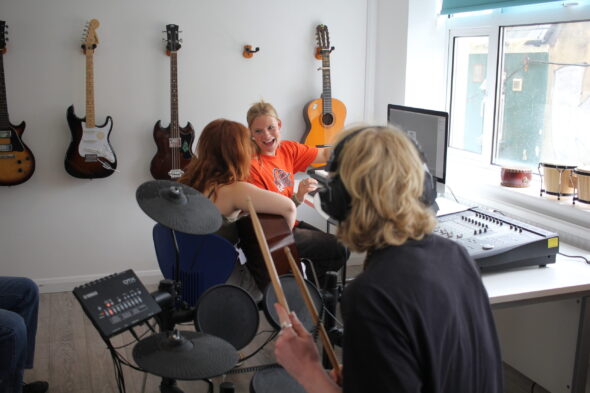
[440,0,561,14]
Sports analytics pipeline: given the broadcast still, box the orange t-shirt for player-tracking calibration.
[248,140,318,197]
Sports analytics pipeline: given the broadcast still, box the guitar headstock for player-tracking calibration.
[165,24,181,54]
[315,24,331,55]
[0,21,7,54]
[82,19,100,54]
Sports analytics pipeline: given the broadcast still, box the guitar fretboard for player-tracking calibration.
[170,51,179,138]
[85,48,95,128]
[321,52,333,115]
[0,53,10,129]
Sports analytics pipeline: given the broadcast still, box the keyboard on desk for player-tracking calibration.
[435,207,559,271]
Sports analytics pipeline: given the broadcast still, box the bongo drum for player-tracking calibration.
[573,166,590,205]
[194,284,259,351]
[262,274,323,332]
[538,162,577,199]
[250,366,306,393]
[500,167,532,188]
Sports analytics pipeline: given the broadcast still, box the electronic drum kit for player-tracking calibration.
[134,180,325,392]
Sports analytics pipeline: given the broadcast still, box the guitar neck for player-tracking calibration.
[0,53,10,128]
[170,51,179,138]
[321,54,332,115]
[85,49,96,128]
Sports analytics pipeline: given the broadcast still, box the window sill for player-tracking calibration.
[444,154,590,250]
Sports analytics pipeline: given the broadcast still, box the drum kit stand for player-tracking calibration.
[130,180,343,393]
[135,180,238,393]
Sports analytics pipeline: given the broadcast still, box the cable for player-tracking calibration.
[321,306,344,329]
[443,184,460,203]
[301,257,321,290]
[558,252,590,264]
[238,330,278,362]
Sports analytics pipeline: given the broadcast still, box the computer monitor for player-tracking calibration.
[387,104,449,185]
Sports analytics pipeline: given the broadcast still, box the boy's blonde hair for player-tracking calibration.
[334,126,436,253]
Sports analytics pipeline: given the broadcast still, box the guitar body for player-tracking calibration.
[302,97,347,148]
[237,213,302,291]
[65,105,117,179]
[0,120,35,186]
[150,120,195,180]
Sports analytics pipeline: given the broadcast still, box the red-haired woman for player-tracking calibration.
[179,119,297,299]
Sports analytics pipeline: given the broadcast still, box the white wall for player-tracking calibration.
[370,0,410,124]
[406,0,448,112]
[0,0,372,291]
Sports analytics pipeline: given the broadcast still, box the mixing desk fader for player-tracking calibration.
[435,207,559,271]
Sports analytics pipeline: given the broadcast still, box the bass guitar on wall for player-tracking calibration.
[0,21,35,186]
[65,19,117,179]
[150,24,195,180]
[301,24,346,152]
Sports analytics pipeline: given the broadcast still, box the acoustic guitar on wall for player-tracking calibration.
[150,24,195,180]
[65,19,117,179]
[301,24,346,153]
[0,21,36,186]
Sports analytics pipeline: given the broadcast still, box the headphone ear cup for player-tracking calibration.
[319,175,351,222]
[420,165,437,207]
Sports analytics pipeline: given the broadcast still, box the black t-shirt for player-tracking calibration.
[341,234,503,393]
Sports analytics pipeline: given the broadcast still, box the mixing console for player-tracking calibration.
[435,207,559,271]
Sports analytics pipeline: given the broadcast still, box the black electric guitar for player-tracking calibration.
[150,24,195,180]
[0,21,35,186]
[65,19,117,179]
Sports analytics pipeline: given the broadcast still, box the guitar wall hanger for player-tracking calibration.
[314,46,334,60]
[243,45,260,58]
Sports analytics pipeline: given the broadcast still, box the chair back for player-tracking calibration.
[152,223,238,306]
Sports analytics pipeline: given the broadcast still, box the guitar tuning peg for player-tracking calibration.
[179,38,183,43]
[162,30,166,33]
[179,30,183,33]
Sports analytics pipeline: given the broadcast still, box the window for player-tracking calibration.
[448,4,590,171]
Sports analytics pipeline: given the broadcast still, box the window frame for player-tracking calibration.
[442,3,590,249]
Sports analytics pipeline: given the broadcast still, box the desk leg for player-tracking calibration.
[572,295,590,393]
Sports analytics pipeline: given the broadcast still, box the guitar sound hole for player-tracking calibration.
[322,113,334,126]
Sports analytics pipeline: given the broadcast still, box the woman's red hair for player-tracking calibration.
[179,119,252,200]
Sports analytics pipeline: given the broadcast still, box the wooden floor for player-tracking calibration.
[25,272,560,393]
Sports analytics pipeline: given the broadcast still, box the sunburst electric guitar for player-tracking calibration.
[150,24,195,180]
[65,19,117,179]
[0,21,35,186]
[301,24,346,154]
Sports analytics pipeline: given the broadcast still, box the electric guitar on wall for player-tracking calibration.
[0,21,36,186]
[301,24,347,151]
[150,24,195,180]
[65,19,117,179]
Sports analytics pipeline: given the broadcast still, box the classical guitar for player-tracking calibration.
[150,24,195,180]
[301,24,347,152]
[236,213,302,291]
[65,19,117,179]
[0,21,35,186]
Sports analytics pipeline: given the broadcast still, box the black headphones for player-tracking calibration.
[316,127,437,222]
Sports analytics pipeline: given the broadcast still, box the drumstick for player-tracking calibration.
[245,197,290,322]
[284,247,342,381]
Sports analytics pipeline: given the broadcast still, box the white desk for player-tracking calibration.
[483,244,590,393]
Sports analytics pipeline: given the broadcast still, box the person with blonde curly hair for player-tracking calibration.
[274,126,503,393]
